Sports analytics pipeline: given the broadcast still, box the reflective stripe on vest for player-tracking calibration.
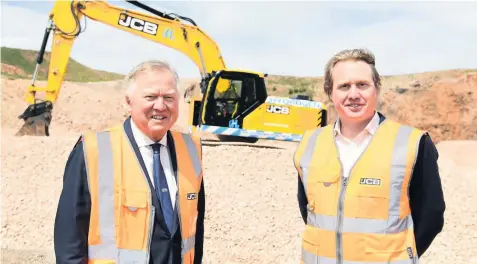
[82,125,202,264]
[175,130,203,262]
[294,119,424,264]
[301,250,417,264]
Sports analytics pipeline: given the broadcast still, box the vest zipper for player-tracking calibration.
[333,120,385,263]
[336,168,347,264]
[334,141,372,263]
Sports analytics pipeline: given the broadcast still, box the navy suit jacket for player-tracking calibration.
[54,117,205,264]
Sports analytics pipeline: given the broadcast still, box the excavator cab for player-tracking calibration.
[190,68,327,143]
[200,70,267,128]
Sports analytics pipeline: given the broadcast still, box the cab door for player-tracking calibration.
[199,71,267,128]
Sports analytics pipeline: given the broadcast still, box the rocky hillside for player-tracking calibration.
[306,69,477,143]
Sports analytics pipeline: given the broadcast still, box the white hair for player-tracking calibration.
[122,60,180,96]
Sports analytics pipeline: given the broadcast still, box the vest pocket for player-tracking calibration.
[350,193,389,219]
[347,177,389,219]
[118,190,149,250]
[302,225,320,263]
[307,167,341,216]
[362,232,415,262]
[364,247,414,263]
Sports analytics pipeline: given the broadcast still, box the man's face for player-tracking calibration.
[330,60,378,124]
[126,69,179,141]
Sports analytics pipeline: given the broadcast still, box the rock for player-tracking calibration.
[410,80,421,88]
[395,87,408,94]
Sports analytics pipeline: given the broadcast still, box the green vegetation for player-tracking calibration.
[265,75,322,99]
[1,46,124,82]
[463,69,477,74]
[3,46,476,100]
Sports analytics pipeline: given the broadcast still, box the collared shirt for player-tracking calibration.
[333,111,380,178]
[130,119,177,209]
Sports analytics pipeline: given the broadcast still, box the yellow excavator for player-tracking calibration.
[17,0,327,142]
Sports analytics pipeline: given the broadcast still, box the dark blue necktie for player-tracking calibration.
[151,143,174,232]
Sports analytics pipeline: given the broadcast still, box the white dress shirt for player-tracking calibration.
[130,119,177,209]
[334,111,380,178]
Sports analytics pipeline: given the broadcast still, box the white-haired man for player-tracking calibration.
[294,49,445,263]
[54,60,205,264]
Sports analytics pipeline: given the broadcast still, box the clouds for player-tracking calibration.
[318,1,477,75]
[1,1,200,77]
[1,1,476,78]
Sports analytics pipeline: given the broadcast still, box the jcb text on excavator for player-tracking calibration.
[18,0,327,143]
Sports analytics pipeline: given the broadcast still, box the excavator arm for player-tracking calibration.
[17,0,227,136]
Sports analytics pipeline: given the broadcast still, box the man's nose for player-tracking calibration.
[348,84,360,99]
[153,97,167,110]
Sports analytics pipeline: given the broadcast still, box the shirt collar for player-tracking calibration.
[334,111,380,137]
[130,118,167,148]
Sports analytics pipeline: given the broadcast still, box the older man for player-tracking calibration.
[54,60,205,264]
[294,49,445,263]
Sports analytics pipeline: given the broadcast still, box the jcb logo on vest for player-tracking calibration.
[360,178,381,185]
[187,193,197,200]
[118,14,158,35]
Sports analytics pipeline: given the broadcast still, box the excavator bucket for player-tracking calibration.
[16,101,53,137]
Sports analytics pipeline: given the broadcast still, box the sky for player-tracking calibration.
[1,0,477,79]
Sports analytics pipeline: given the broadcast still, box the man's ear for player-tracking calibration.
[123,95,132,113]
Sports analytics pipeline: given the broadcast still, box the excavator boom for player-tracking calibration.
[17,0,227,136]
[17,0,326,141]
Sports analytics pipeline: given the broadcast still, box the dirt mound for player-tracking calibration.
[2,74,477,264]
[1,78,126,137]
[1,78,198,137]
[379,73,477,143]
[1,63,26,76]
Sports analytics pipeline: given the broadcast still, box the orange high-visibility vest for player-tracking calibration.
[294,119,425,264]
[81,124,203,264]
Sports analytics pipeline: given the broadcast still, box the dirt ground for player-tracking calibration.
[1,73,477,264]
